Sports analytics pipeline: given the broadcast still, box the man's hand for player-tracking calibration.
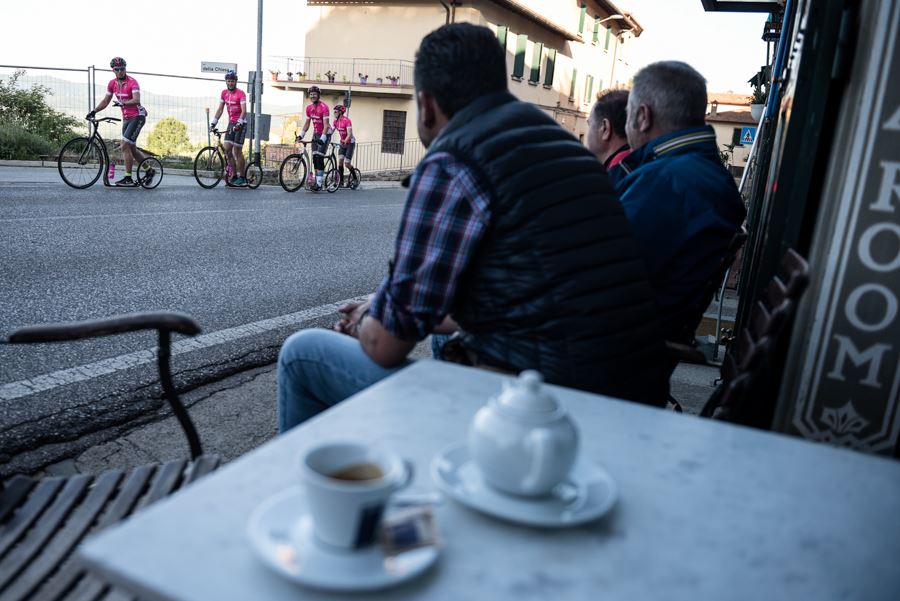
[334,299,371,338]
[319,133,328,143]
[112,100,123,108]
[86,110,96,120]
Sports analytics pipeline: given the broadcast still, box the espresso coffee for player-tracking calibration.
[328,462,384,481]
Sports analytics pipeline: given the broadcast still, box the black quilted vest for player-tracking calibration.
[427,91,667,405]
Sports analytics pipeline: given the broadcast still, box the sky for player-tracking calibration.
[0,1,769,97]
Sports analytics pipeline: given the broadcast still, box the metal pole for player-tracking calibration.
[206,107,211,147]
[254,0,263,163]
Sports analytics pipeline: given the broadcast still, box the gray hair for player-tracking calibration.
[630,61,707,132]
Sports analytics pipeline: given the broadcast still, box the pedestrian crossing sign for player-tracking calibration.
[741,127,757,145]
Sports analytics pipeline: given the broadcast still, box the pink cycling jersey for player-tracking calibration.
[106,76,146,120]
[334,116,355,143]
[306,101,330,135]
[221,88,246,123]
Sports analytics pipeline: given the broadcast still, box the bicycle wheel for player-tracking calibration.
[194,147,224,188]
[324,168,340,193]
[279,154,307,192]
[138,157,163,189]
[348,167,361,190]
[58,137,104,189]
[245,161,263,189]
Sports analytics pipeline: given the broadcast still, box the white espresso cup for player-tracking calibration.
[300,442,413,549]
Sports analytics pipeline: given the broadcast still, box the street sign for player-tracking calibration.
[740,127,757,145]
[201,61,238,75]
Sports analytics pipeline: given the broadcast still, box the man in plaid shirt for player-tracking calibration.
[277,24,667,431]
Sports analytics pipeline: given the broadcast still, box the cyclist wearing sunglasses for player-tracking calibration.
[297,85,331,190]
[210,70,248,186]
[87,57,151,187]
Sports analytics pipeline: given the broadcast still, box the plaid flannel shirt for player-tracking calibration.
[369,151,491,340]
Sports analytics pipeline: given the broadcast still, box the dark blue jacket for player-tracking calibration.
[611,126,746,329]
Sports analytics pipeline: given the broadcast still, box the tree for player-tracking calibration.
[146,116,190,157]
[0,70,79,147]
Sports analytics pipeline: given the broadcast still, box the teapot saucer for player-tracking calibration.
[431,443,617,528]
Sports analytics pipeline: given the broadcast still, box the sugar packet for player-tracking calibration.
[380,505,441,555]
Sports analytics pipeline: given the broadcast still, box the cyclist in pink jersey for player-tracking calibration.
[87,57,152,186]
[332,104,356,187]
[297,86,332,190]
[210,70,248,186]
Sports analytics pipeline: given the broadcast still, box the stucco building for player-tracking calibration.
[267,1,641,169]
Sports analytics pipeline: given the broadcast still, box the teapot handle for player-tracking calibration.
[522,428,557,492]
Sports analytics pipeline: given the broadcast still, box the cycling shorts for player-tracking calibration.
[312,134,331,156]
[339,142,356,161]
[224,121,246,146]
[121,116,146,145]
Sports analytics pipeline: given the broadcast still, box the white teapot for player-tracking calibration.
[469,370,579,497]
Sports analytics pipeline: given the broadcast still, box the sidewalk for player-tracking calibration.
[40,341,722,477]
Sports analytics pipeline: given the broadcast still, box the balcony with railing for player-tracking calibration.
[267,57,415,98]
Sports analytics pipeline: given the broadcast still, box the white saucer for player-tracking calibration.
[431,443,617,528]
[247,487,439,592]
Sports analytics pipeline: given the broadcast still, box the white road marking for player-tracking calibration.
[0,296,368,402]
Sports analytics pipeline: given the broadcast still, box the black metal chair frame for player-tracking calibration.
[0,312,220,601]
[700,249,810,426]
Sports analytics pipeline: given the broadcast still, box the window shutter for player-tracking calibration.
[513,34,527,78]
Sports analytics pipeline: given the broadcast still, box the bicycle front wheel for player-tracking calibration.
[58,137,104,189]
[245,162,263,189]
[194,147,224,188]
[279,154,307,192]
[324,168,340,193]
[348,167,361,190]
[138,157,163,189]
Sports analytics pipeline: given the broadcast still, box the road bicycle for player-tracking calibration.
[278,137,339,193]
[193,129,263,189]
[327,141,361,190]
[58,116,163,190]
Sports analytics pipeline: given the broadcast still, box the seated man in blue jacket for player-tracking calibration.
[610,61,746,339]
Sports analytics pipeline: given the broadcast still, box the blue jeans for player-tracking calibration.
[277,329,408,432]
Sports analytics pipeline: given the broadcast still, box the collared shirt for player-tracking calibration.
[369,151,492,340]
[612,125,746,314]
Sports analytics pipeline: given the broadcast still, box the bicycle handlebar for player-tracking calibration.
[88,116,121,123]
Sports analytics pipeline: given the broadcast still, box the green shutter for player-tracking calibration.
[529,42,543,82]
[578,4,586,34]
[570,68,578,99]
[605,26,612,50]
[584,75,594,103]
[592,17,600,43]
[543,49,556,86]
[512,34,527,78]
[497,25,508,49]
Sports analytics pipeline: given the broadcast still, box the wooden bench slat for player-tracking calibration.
[0,478,64,561]
[0,477,37,525]
[4,471,123,601]
[93,465,154,529]
[137,460,186,511]
[0,475,89,592]
[184,455,221,485]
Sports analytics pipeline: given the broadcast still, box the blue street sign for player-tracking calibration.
[741,127,757,145]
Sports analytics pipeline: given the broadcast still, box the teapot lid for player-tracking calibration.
[497,370,558,413]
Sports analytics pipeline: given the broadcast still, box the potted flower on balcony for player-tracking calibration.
[298,72,306,79]
[386,75,400,86]
[375,77,383,85]
[269,69,280,81]
[286,72,294,81]
[750,84,768,121]
[325,70,337,83]
[358,73,369,84]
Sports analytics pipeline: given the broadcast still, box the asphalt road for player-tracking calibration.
[0,164,406,470]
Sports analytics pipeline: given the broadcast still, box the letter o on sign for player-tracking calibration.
[858,223,900,272]
[845,283,898,332]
